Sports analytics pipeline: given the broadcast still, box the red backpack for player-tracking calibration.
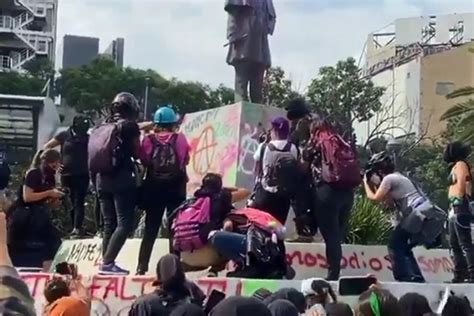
[313,129,361,189]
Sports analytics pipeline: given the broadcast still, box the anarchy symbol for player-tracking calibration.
[193,126,217,175]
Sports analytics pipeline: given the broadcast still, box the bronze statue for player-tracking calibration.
[225,0,276,104]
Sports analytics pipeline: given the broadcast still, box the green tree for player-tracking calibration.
[155,79,212,114]
[57,57,234,117]
[0,58,54,96]
[0,72,44,96]
[23,57,54,81]
[208,84,234,109]
[398,142,449,209]
[306,57,385,139]
[56,57,125,114]
[263,66,301,107]
[440,86,474,144]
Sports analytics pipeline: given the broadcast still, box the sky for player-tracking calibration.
[56,0,473,91]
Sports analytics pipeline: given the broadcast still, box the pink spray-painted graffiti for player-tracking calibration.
[181,104,241,193]
[181,103,286,193]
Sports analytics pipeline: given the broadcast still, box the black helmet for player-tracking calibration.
[112,92,139,108]
[367,151,394,174]
[285,98,310,121]
[111,92,140,118]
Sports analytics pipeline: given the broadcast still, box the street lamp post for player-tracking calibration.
[386,138,402,170]
[144,77,151,120]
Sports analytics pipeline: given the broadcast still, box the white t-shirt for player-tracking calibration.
[253,140,299,193]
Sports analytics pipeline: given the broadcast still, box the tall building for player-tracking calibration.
[354,13,474,145]
[103,37,124,68]
[59,36,125,69]
[0,0,58,71]
[62,35,99,69]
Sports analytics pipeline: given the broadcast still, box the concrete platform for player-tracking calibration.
[52,238,453,282]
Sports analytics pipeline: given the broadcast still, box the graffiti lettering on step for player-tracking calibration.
[66,241,102,266]
[287,250,454,274]
[22,273,243,316]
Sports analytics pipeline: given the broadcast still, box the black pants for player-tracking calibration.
[8,205,61,267]
[292,176,317,237]
[99,189,137,265]
[251,185,291,225]
[388,225,424,282]
[91,174,103,233]
[62,175,89,230]
[448,201,474,280]
[312,184,354,280]
[137,195,184,273]
[234,61,266,104]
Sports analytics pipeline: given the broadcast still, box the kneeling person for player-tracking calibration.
[172,173,249,275]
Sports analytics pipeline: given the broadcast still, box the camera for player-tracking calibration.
[56,187,70,198]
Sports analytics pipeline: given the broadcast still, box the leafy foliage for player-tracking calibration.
[0,57,54,96]
[440,94,474,144]
[23,57,55,81]
[440,47,474,144]
[346,195,392,245]
[262,67,301,107]
[306,57,385,137]
[398,143,449,210]
[57,57,235,117]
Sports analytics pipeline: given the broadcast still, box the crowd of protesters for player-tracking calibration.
[0,243,470,315]
[0,91,473,314]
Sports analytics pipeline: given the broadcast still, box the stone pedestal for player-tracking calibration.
[180,101,286,193]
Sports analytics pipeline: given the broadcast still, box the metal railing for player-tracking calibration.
[0,16,13,29]
[12,11,34,29]
[14,32,49,54]
[0,56,12,70]
[16,0,47,18]
[10,49,35,69]
[15,0,35,15]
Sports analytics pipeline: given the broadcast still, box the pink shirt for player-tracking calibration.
[140,132,190,168]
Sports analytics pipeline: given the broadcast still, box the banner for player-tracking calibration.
[22,273,474,315]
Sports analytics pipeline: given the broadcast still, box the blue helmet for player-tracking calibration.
[153,106,178,124]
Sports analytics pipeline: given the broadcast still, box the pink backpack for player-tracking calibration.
[313,129,362,189]
[172,197,211,252]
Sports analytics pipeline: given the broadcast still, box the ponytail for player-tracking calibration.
[30,149,61,169]
[30,150,44,169]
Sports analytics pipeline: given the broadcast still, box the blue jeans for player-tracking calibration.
[210,231,247,262]
[388,225,425,282]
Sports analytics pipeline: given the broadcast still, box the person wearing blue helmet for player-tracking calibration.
[136,105,190,275]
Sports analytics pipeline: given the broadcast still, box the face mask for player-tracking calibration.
[73,123,89,135]
[41,162,56,177]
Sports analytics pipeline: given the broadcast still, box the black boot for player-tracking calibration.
[136,265,147,276]
[448,271,467,283]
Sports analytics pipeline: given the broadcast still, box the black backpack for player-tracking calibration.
[261,143,299,197]
[148,134,181,182]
